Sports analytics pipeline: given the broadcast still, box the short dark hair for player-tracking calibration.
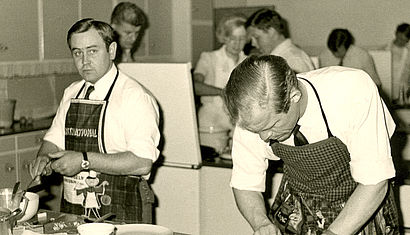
[67,18,115,50]
[327,28,355,52]
[223,55,296,126]
[245,8,286,36]
[396,23,410,39]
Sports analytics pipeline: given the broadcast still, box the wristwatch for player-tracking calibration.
[81,152,90,170]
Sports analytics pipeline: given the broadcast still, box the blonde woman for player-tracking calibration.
[194,14,248,134]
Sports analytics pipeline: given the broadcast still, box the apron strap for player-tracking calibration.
[101,69,119,153]
[103,70,119,101]
[299,77,333,138]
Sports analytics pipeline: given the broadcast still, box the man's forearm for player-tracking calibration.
[87,151,152,176]
[327,180,388,235]
[233,188,273,231]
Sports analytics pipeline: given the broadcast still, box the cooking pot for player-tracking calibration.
[0,188,28,224]
[199,126,230,154]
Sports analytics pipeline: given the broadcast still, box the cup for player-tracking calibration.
[77,223,115,235]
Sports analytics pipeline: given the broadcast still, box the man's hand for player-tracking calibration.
[49,151,83,176]
[254,222,281,235]
[29,155,52,179]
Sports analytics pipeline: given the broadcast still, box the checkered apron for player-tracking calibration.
[61,71,154,223]
[268,78,399,234]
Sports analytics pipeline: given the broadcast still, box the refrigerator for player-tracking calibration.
[119,62,203,234]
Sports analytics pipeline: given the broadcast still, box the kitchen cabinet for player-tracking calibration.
[0,0,39,61]
[191,0,214,65]
[199,166,254,235]
[43,0,79,60]
[0,130,45,188]
[81,0,112,23]
[150,165,253,235]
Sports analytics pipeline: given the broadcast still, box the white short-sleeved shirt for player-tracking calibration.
[44,65,160,163]
[230,66,396,192]
[194,46,247,129]
[271,39,315,73]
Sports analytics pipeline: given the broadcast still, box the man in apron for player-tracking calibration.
[223,55,399,234]
[30,18,160,224]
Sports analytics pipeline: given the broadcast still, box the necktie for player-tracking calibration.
[293,124,309,146]
[84,85,94,99]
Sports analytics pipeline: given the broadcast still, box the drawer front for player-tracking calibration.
[17,130,46,149]
[0,153,17,188]
[0,136,15,152]
[18,150,39,187]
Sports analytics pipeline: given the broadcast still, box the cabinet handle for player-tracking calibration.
[0,43,8,52]
[23,163,30,170]
[35,137,43,144]
[5,165,15,172]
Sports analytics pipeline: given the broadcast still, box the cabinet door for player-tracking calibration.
[16,130,45,186]
[81,0,112,23]
[0,0,39,61]
[0,153,17,188]
[0,136,17,188]
[18,150,38,187]
[147,0,172,56]
[43,0,78,60]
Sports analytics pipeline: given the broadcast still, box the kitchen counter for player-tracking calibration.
[0,117,53,136]
[14,209,188,235]
[202,156,233,168]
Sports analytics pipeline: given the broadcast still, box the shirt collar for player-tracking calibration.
[84,64,118,100]
[271,38,292,55]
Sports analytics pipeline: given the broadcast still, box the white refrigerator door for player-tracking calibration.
[119,62,202,168]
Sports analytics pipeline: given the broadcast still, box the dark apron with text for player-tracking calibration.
[268,78,399,234]
[61,71,154,223]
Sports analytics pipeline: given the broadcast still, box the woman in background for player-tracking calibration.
[111,2,149,64]
[319,28,382,87]
[193,14,248,136]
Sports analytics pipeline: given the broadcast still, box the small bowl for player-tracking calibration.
[18,192,39,222]
[77,223,115,235]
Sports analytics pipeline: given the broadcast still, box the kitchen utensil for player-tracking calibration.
[24,176,38,193]
[0,207,22,235]
[83,212,115,223]
[11,182,20,201]
[0,188,29,224]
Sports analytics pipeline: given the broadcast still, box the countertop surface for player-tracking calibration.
[0,117,53,136]
[15,209,188,235]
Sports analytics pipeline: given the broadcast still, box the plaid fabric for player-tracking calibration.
[97,174,143,223]
[272,137,356,206]
[269,137,399,234]
[65,101,103,152]
[62,96,153,223]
